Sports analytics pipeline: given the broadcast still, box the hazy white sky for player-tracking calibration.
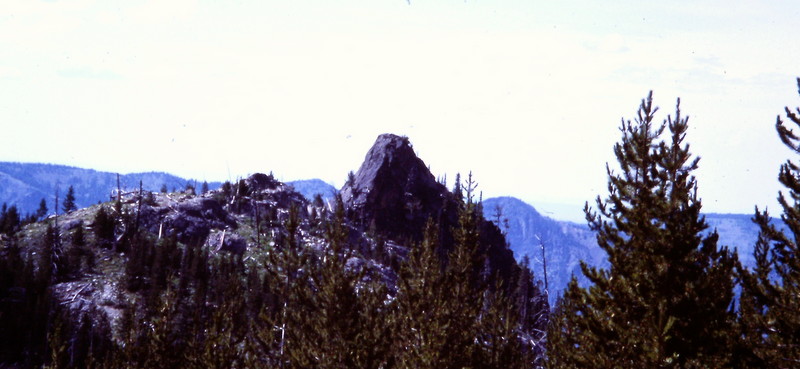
[1,0,799,220]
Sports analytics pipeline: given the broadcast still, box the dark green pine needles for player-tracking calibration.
[738,78,800,368]
[547,92,738,368]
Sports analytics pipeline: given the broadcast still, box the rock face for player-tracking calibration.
[341,133,517,279]
[230,173,310,225]
[246,173,280,192]
[139,195,238,245]
[208,230,247,254]
[482,196,604,301]
[341,134,450,242]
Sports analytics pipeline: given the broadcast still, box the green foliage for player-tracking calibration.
[739,77,800,367]
[62,185,77,213]
[42,222,67,283]
[37,197,49,220]
[61,221,93,279]
[313,193,325,208]
[392,218,457,368]
[2,169,545,368]
[44,306,113,369]
[0,203,21,235]
[92,205,116,249]
[142,190,157,206]
[185,181,196,195]
[391,174,542,369]
[548,92,737,368]
[279,199,390,368]
[452,173,463,200]
[221,181,232,198]
[0,234,53,366]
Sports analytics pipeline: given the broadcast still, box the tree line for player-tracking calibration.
[0,171,548,368]
[549,80,800,368]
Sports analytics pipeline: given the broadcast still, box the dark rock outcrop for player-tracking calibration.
[140,196,237,245]
[208,230,247,254]
[341,134,450,243]
[166,197,237,244]
[341,133,518,280]
[246,172,280,191]
[229,173,309,221]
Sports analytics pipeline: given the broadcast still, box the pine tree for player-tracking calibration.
[42,222,63,283]
[286,197,389,369]
[547,92,737,368]
[739,77,800,367]
[252,204,310,367]
[185,182,196,195]
[92,206,116,249]
[392,218,453,368]
[390,173,540,369]
[0,204,20,234]
[37,198,48,220]
[444,173,486,367]
[452,173,463,200]
[62,185,77,213]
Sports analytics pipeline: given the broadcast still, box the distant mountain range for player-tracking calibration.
[0,162,777,299]
[0,162,216,216]
[285,178,338,201]
[0,162,337,218]
[482,197,602,299]
[481,197,784,301]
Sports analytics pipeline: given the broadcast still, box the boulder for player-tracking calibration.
[229,173,309,219]
[139,196,237,245]
[245,173,280,191]
[208,230,247,254]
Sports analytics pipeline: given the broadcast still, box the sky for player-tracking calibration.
[1,1,799,222]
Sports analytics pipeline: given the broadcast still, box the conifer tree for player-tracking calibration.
[391,173,540,369]
[739,77,800,367]
[185,182,196,195]
[392,218,452,368]
[63,185,77,213]
[548,92,737,368]
[92,206,116,249]
[0,204,20,234]
[42,222,63,283]
[37,198,48,220]
[444,173,486,366]
[251,204,310,368]
[393,177,485,368]
[284,197,389,369]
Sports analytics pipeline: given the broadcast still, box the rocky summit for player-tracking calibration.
[341,134,449,242]
[342,133,517,280]
[0,133,537,367]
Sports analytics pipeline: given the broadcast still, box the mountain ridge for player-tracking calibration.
[0,162,339,218]
[0,160,775,300]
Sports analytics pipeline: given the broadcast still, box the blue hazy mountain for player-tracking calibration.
[286,179,338,202]
[0,162,340,218]
[483,196,604,300]
[0,162,220,216]
[483,196,781,301]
